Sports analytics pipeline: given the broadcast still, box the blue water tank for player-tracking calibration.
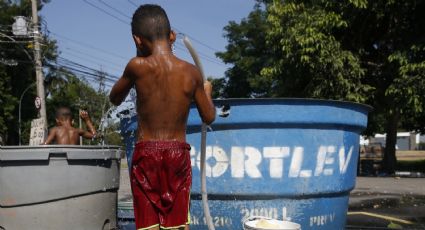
[120,98,371,229]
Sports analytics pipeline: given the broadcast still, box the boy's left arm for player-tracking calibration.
[80,110,97,139]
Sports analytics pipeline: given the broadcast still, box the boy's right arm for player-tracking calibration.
[79,129,96,140]
[193,68,216,125]
[109,59,137,106]
[80,110,97,137]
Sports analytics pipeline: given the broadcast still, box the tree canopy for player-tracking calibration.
[0,0,121,146]
[216,0,425,173]
[0,0,53,144]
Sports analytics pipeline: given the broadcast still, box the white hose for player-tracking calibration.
[182,35,215,230]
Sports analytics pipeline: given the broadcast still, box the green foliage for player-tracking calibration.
[343,0,425,172]
[387,46,425,112]
[45,73,113,133]
[216,4,271,97]
[1,0,113,145]
[387,222,402,229]
[217,0,425,173]
[263,0,370,101]
[0,0,52,144]
[387,46,425,133]
[217,0,372,101]
[208,77,226,99]
[0,66,17,138]
[102,121,124,147]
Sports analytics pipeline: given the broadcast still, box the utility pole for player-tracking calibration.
[31,0,47,135]
[98,68,107,145]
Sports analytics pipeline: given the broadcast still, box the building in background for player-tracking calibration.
[364,132,425,150]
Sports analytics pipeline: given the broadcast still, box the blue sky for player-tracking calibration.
[41,0,256,89]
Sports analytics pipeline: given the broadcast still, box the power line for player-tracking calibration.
[51,2,226,72]
[127,0,137,7]
[174,29,220,53]
[78,1,222,62]
[49,64,116,87]
[172,33,225,66]
[59,51,122,75]
[45,64,115,100]
[52,67,114,88]
[50,31,128,60]
[59,57,118,81]
[53,57,120,84]
[0,40,31,43]
[82,0,129,25]
[174,42,226,67]
[3,59,32,64]
[62,47,124,71]
[97,0,131,19]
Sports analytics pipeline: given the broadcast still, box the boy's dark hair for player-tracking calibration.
[131,4,171,41]
[55,107,72,120]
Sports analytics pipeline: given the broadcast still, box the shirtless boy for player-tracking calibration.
[109,4,215,230]
[43,107,97,145]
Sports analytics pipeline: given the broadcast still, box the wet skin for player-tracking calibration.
[44,110,97,145]
[109,37,215,143]
[110,31,215,230]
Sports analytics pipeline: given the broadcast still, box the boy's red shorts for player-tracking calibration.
[130,140,192,229]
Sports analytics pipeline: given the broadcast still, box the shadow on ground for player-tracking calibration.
[347,193,425,229]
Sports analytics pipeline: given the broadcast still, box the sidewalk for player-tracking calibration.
[350,176,425,208]
[348,177,425,229]
[351,176,425,200]
[118,166,132,203]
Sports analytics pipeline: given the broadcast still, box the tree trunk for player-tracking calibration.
[382,110,399,174]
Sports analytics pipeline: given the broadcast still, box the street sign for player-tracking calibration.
[29,118,45,145]
[34,96,41,110]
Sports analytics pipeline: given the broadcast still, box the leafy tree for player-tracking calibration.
[217,0,370,101]
[208,77,226,99]
[102,120,124,147]
[49,76,114,144]
[0,65,17,144]
[263,1,370,101]
[1,0,120,146]
[217,0,425,174]
[336,0,425,173]
[18,67,120,146]
[0,0,54,144]
[216,3,270,98]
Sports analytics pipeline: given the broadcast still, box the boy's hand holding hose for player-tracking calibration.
[204,81,213,97]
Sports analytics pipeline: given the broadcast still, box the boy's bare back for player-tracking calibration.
[111,51,215,142]
[47,125,82,145]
